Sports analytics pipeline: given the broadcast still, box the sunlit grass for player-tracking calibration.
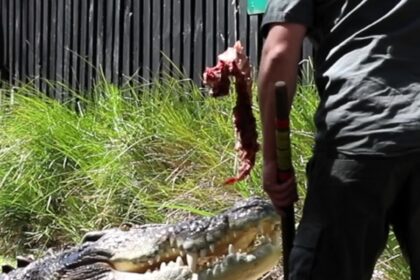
[0,79,257,254]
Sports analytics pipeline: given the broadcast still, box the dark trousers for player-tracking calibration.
[289,152,420,280]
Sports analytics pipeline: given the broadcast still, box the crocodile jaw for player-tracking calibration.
[112,264,192,280]
[109,234,281,280]
[198,235,282,280]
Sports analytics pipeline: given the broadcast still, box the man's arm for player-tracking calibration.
[258,23,307,210]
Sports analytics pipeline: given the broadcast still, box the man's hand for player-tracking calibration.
[263,161,298,216]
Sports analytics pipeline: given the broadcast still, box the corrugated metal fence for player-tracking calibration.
[0,0,312,99]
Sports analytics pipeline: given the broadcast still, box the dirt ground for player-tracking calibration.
[260,265,388,280]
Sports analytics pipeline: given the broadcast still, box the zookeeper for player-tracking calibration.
[258,0,420,279]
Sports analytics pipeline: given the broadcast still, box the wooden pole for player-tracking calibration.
[274,81,296,279]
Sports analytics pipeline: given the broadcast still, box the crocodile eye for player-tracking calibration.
[119,223,134,231]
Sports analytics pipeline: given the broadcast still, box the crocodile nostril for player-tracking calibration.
[2,264,15,274]
[82,231,107,243]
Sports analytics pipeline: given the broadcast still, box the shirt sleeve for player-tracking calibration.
[261,0,314,37]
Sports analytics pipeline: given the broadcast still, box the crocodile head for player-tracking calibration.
[1,198,282,280]
[69,198,281,280]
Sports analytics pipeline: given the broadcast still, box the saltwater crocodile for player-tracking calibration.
[0,198,282,280]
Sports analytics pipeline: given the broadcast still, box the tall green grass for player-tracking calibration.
[0,80,238,251]
[0,76,409,279]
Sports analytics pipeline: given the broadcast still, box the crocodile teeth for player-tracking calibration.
[258,224,265,234]
[226,254,236,265]
[160,262,167,269]
[209,244,215,253]
[148,259,154,266]
[169,236,176,246]
[192,273,199,280]
[228,244,235,254]
[186,252,198,272]
[213,264,222,275]
[273,234,281,245]
[200,249,207,258]
[176,239,184,249]
[176,256,184,266]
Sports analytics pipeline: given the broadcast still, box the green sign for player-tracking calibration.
[247,0,268,15]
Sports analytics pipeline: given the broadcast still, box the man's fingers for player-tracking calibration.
[264,177,298,209]
[263,177,296,196]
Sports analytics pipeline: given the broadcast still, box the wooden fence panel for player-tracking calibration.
[193,0,204,83]
[122,0,132,83]
[49,0,58,96]
[0,0,9,81]
[216,0,226,55]
[21,0,28,82]
[13,0,20,83]
[151,0,162,77]
[78,0,88,91]
[104,0,113,82]
[0,0,313,93]
[86,0,95,92]
[161,0,171,75]
[131,0,141,79]
[227,0,237,46]
[62,0,71,99]
[204,0,215,71]
[142,0,152,82]
[112,0,122,85]
[171,0,181,76]
[182,0,192,79]
[27,0,36,80]
[95,0,104,84]
[55,0,65,97]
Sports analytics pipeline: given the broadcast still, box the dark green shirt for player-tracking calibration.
[262,0,420,156]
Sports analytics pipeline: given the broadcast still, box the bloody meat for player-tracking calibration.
[203,41,260,185]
